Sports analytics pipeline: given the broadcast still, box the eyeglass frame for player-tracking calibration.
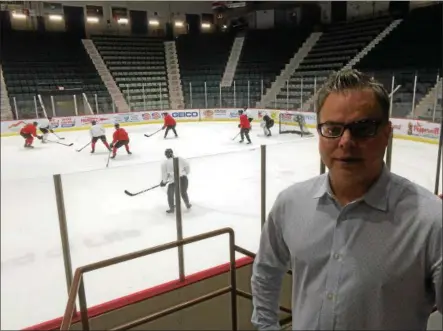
[316,118,387,139]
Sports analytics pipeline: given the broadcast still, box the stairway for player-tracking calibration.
[220,35,245,87]
[302,19,402,111]
[411,77,442,119]
[258,32,322,108]
[343,19,403,70]
[164,41,185,109]
[0,65,14,120]
[82,39,130,113]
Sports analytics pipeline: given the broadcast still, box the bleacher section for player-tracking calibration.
[272,16,393,110]
[232,28,310,108]
[356,3,442,118]
[91,35,169,111]
[0,31,112,119]
[176,32,235,108]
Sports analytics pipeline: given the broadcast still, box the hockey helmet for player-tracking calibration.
[165,148,174,158]
[33,121,38,126]
[238,109,243,115]
[114,123,120,128]
[91,120,97,125]
[162,112,168,117]
[47,116,52,121]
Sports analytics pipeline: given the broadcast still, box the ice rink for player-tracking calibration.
[1,121,441,329]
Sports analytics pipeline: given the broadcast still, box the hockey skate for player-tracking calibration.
[166,208,174,214]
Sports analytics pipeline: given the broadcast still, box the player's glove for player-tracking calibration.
[162,126,166,130]
[238,124,241,128]
[37,135,43,140]
[160,181,166,187]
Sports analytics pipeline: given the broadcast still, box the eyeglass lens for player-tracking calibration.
[319,120,380,138]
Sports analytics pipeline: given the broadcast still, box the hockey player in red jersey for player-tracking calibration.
[238,109,252,144]
[162,112,178,138]
[20,122,42,148]
[110,123,131,158]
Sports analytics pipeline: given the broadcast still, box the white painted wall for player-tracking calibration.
[318,1,331,24]
[255,9,274,29]
[347,1,390,20]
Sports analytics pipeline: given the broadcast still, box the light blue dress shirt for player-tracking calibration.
[251,166,442,330]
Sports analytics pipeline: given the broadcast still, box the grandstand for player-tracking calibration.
[0,1,442,330]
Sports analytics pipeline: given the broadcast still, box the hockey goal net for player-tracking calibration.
[279,112,313,136]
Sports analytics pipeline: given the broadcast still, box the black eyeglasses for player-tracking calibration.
[317,119,384,138]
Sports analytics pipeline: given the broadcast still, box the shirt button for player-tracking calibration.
[333,253,341,260]
[327,293,334,300]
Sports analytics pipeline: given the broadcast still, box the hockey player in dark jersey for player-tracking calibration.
[261,113,275,137]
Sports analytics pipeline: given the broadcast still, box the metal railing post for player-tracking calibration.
[434,117,443,195]
[53,174,76,311]
[51,95,56,117]
[189,82,193,109]
[73,95,78,116]
[33,95,39,118]
[411,72,417,117]
[94,94,99,113]
[204,81,208,109]
[173,157,185,282]
[261,145,266,228]
[12,96,19,119]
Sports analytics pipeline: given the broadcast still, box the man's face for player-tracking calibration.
[318,88,391,182]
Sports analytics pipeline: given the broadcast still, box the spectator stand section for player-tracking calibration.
[273,15,393,111]
[0,30,112,119]
[231,28,310,109]
[176,32,235,109]
[356,3,442,121]
[91,35,170,111]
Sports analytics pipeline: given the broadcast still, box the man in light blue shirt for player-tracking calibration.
[251,69,442,330]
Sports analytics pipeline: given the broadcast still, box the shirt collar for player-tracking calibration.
[312,164,390,212]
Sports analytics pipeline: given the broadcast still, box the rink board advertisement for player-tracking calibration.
[0,109,440,143]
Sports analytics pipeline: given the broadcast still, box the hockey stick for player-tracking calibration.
[76,141,91,152]
[106,148,112,168]
[231,132,240,140]
[47,139,73,147]
[124,184,161,196]
[144,128,162,138]
[51,132,65,140]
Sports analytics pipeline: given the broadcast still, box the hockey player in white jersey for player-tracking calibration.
[39,116,54,143]
[90,120,111,153]
[160,148,192,213]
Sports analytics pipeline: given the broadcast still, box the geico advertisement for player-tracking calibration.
[171,111,199,118]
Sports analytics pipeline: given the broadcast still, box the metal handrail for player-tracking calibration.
[60,227,238,331]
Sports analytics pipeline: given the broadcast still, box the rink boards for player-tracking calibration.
[0,108,440,144]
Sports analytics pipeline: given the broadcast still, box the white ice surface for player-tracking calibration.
[1,122,441,329]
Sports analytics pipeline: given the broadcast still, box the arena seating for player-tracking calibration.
[0,30,112,119]
[274,15,393,110]
[176,32,235,108]
[356,3,442,118]
[232,28,310,108]
[91,35,169,111]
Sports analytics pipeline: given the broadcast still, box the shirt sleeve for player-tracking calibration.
[427,202,442,314]
[161,161,168,183]
[251,195,291,330]
[181,158,190,175]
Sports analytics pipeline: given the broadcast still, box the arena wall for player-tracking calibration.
[1,108,440,145]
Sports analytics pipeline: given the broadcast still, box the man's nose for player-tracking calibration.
[338,128,355,148]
